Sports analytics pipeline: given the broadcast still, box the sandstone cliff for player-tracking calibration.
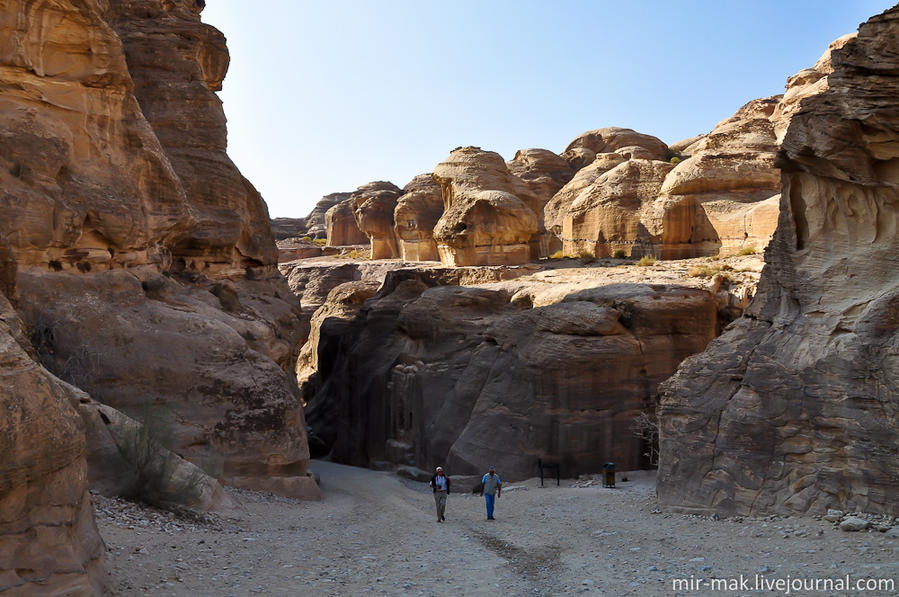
[0,0,318,517]
[658,8,899,516]
[0,274,105,594]
[304,192,352,239]
[302,257,762,480]
[351,181,403,259]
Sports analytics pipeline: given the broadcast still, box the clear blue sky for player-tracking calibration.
[202,0,892,218]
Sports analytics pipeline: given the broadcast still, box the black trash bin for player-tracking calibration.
[602,462,615,488]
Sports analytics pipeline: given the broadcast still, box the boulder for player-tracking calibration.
[432,147,543,265]
[394,174,444,262]
[839,517,871,532]
[351,181,403,259]
[658,8,899,517]
[506,148,575,204]
[326,199,369,246]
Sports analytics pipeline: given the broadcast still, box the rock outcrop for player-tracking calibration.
[0,0,318,505]
[653,97,782,258]
[326,199,369,246]
[658,8,899,516]
[351,181,403,259]
[302,258,760,480]
[506,148,575,205]
[561,127,669,170]
[394,175,444,262]
[544,153,628,239]
[0,290,105,595]
[304,192,352,239]
[432,147,544,266]
[561,159,675,257]
[270,218,307,241]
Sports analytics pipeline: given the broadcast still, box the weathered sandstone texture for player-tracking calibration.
[302,257,762,480]
[658,9,899,516]
[432,147,544,266]
[561,159,675,257]
[326,198,369,246]
[654,97,782,258]
[0,288,105,595]
[394,175,444,262]
[351,181,403,259]
[551,106,780,259]
[561,127,669,170]
[0,0,317,504]
[304,192,352,239]
[106,0,277,274]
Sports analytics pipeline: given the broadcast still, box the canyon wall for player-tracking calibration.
[658,8,899,516]
[0,0,318,524]
[302,261,759,480]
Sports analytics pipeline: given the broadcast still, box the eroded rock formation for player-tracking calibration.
[0,289,106,595]
[561,127,669,170]
[351,181,403,259]
[432,147,543,266]
[270,217,308,241]
[394,175,444,261]
[302,259,760,480]
[658,8,899,516]
[654,97,782,258]
[304,192,352,239]
[325,198,369,246]
[0,0,318,511]
[562,159,675,257]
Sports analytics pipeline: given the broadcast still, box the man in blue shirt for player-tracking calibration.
[479,466,502,520]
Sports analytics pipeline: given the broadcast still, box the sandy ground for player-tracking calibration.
[97,461,897,596]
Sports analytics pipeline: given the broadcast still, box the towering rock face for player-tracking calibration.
[0,0,318,504]
[0,0,191,272]
[658,9,899,516]
[432,147,543,266]
[302,262,757,480]
[0,291,105,595]
[350,181,403,259]
[562,159,675,257]
[394,174,444,261]
[105,0,277,274]
[654,97,782,258]
[326,199,369,246]
[304,192,352,239]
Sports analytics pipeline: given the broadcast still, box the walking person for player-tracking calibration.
[479,466,502,520]
[429,466,450,522]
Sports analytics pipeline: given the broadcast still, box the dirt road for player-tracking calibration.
[97,462,897,596]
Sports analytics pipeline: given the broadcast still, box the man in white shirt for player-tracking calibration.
[428,466,451,522]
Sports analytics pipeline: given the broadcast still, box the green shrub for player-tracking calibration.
[737,245,758,256]
[669,156,681,165]
[612,249,627,259]
[637,256,656,266]
[118,406,205,510]
[300,235,312,242]
[312,238,327,247]
[577,250,596,264]
[549,250,565,259]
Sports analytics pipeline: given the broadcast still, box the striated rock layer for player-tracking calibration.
[0,287,105,595]
[302,259,759,481]
[0,0,318,507]
[394,175,444,262]
[658,9,899,516]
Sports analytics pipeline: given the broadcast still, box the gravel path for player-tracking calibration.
[97,462,897,596]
